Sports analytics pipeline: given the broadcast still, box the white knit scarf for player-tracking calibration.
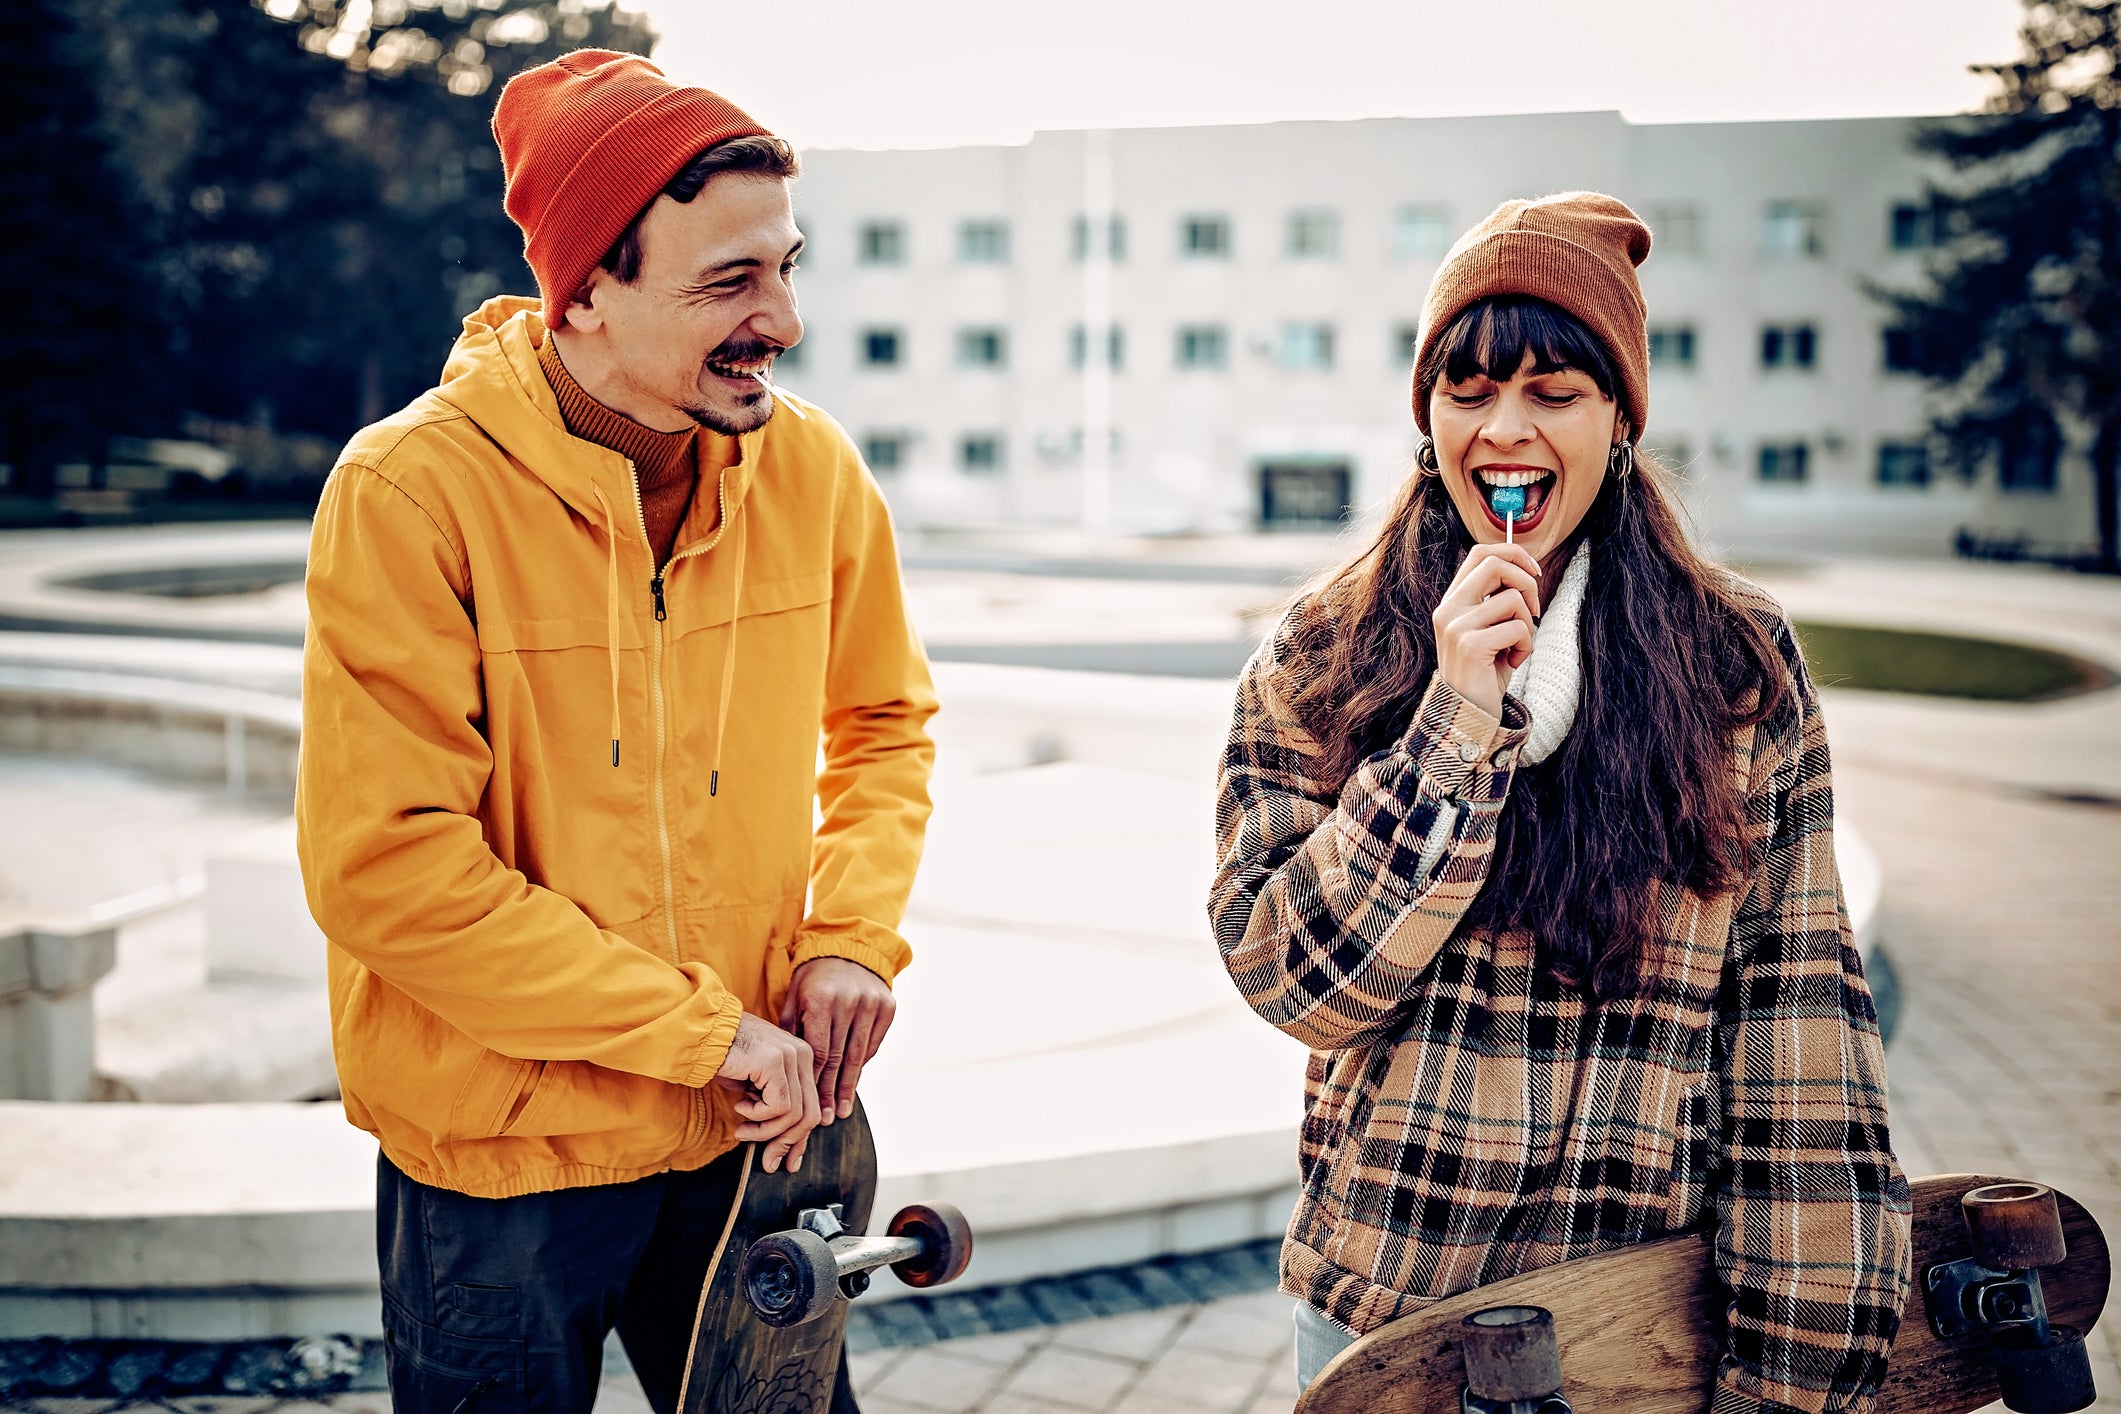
[1505,542,1590,765]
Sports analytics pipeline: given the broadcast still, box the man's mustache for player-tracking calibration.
[707,339,782,366]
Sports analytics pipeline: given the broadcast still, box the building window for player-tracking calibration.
[1287,208,1340,259]
[958,220,1009,263]
[1649,325,1697,369]
[1071,214,1127,261]
[860,328,903,368]
[1758,442,1810,484]
[1394,324,1421,364]
[1393,206,1452,260]
[960,434,1004,474]
[1036,428,1120,463]
[1882,327,1925,373]
[955,326,1007,369]
[1877,441,1931,487]
[859,221,905,265]
[1258,461,1353,527]
[862,432,906,472]
[1279,322,1335,371]
[1763,201,1826,257]
[1889,202,1936,251]
[1069,324,1124,370]
[1646,204,1703,257]
[1760,323,1818,370]
[2001,421,2058,492]
[1180,215,1231,258]
[1175,324,1228,369]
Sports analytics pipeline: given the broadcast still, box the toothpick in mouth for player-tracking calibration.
[752,371,808,420]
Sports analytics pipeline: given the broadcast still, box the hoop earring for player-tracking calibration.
[1416,438,1441,476]
[1608,440,1636,481]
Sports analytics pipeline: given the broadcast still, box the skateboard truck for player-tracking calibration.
[741,1200,973,1329]
[1923,1182,2097,1413]
[1458,1305,1573,1414]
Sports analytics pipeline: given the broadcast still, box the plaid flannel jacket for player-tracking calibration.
[1210,581,1911,1414]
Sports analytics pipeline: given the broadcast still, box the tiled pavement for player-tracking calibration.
[841,1294,1297,1414]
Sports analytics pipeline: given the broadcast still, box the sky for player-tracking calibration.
[648,0,2028,150]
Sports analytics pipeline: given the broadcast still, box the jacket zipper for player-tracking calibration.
[625,460,734,968]
[688,1083,709,1148]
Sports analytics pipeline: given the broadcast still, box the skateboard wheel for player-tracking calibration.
[886,1202,974,1289]
[1459,1305,1564,1403]
[741,1231,841,1328]
[1993,1323,2096,1414]
[1964,1183,2068,1271]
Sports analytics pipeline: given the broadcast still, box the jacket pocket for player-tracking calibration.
[447,1051,539,1142]
[492,1059,698,1157]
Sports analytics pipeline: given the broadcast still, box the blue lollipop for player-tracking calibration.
[1490,484,1526,540]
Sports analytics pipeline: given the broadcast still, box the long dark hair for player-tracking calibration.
[1282,297,1792,998]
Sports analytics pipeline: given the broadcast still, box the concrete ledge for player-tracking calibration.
[0,668,299,793]
[0,1102,369,1339]
[0,1102,1295,1339]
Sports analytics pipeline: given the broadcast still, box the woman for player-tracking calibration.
[1208,192,1912,1413]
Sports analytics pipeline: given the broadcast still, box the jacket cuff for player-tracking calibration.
[681,992,748,1089]
[1710,1359,1878,1414]
[791,930,907,987]
[1400,675,1529,802]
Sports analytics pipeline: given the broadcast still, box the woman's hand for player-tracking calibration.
[1432,543,1544,721]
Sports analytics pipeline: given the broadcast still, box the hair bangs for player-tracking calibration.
[1435,296,1618,400]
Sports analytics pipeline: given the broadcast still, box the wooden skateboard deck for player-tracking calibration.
[679,1105,877,1414]
[1297,1174,2110,1414]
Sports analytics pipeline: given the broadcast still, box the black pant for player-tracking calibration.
[376,1151,858,1413]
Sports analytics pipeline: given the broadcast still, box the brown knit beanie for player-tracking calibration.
[492,50,770,328]
[1410,192,1652,439]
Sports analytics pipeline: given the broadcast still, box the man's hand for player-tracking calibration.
[779,957,896,1124]
[712,1012,821,1173]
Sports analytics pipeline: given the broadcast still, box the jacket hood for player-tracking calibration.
[433,295,761,532]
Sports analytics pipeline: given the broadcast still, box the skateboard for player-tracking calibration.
[1297,1174,2109,1414]
[678,1100,974,1414]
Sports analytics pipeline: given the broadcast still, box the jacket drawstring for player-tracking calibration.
[710,509,746,797]
[590,480,745,785]
[589,485,624,768]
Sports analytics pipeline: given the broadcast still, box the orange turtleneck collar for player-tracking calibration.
[538,334,705,567]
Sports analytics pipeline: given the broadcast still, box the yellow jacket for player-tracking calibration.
[297,297,936,1198]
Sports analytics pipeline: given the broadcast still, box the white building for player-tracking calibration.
[782,110,2083,559]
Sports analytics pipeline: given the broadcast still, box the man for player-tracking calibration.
[295,50,936,1412]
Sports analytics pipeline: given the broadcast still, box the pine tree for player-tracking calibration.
[79,0,655,444]
[1878,0,2121,570]
[0,0,169,494]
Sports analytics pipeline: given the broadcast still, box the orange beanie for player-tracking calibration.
[1410,192,1653,439]
[492,50,770,327]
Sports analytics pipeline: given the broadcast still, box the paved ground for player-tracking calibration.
[842,1292,1298,1414]
[6,553,2119,1413]
[1834,738,2121,1413]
